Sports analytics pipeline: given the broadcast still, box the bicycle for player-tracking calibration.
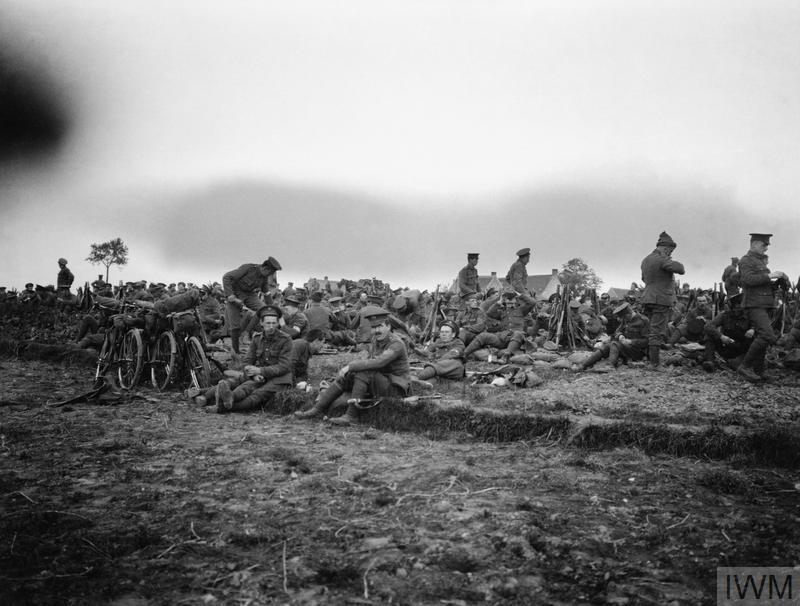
[149,308,212,391]
[93,301,146,389]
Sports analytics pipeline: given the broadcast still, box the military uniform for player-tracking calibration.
[199,318,293,412]
[462,295,533,361]
[581,303,649,369]
[722,258,741,296]
[455,302,487,345]
[505,248,535,306]
[457,254,481,298]
[57,259,74,299]
[413,330,466,380]
[295,307,410,424]
[703,301,752,368]
[640,231,685,365]
[222,257,281,353]
[738,234,782,379]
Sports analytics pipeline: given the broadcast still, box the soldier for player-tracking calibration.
[295,306,410,425]
[640,231,685,368]
[737,233,788,382]
[457,253,481,299]
[455,293,487,346]
[222,257,282,353]
[702,292,753,372]
[579,302,649,370]
[668,293,713,345]
[195,305,293,412]
[462,290,533,362]
[282,282,296,299]
[722,257,741,296]
[506,247,536,306]
[411,321,466,387]
[282,295,311,382]
[56,258,75,300]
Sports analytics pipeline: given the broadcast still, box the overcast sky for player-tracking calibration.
[1,0,799,293]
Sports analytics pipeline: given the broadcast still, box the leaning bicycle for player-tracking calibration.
[149,308,212,391]
[93,302,146,389]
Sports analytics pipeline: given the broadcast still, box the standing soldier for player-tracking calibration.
[640,231,685,368]
[722,257,740,296]
[457,253,481,299]
[506,247,535,306]
[737,233,788,382]
[57,258,75,300]
[222,257,282,354]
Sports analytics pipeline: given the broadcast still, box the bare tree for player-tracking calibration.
[86,237,129,282]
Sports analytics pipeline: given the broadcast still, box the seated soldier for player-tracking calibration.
[579,302,649,370]
[194,305,292,412]
[282,295,311,382]
[455,293,487,346]
[669,293,713,345]
[462,289,534,362]
[702,292,753,371]
[295,306,410,425]
[411,321,465,388]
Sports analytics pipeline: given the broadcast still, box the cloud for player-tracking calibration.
[70,174,796,292]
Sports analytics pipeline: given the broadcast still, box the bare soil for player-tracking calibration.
[1,349,799,606]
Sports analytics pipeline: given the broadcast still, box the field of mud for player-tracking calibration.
[1,347,799,605]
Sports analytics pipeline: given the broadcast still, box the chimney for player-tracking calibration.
[552,269,558,276]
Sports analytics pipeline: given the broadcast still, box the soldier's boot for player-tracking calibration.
[462,339,482,360]
[411,366,435,390]
[648,345,662,369]
[328,401,359,426]
[295,382,344,418]
[607,344,621,368]
[580,349,604,371]
[230,329,241,354]
[701,341,716,372]
[738,342,766,382]
[215,380,235,413]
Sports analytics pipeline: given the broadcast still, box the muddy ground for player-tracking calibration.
[1,347,799,606]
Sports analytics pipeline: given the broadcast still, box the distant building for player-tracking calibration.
[605,287,631,301]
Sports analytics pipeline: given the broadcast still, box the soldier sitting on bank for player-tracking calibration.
[295,306,410,425]
[194,305,293,413]
[410,321,466,388]
[702,292,753,372]
[462,289,534,363]
[455,293,487,346]
[579,302,649,371]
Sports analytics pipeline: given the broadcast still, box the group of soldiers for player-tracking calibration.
[2,231,799,425]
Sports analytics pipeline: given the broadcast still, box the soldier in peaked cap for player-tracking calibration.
[56,257,75,301]
[736,233,788,382]
[505,247,536,307]
[640,231,685,368]
[194,305,293,412]
[457,253,481,299]
[295,306,410,424]
[222,257,282,353]
[722,256,741,296]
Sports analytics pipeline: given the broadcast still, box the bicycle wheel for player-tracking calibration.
[186,336,212,389]
[94,333,112,385]
[151,331,178,390]
[118,328,144,389]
